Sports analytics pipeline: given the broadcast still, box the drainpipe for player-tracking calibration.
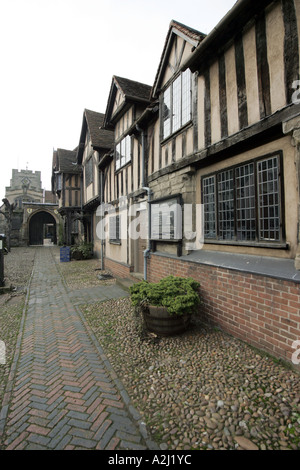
[136,124,145,188]
[80,168,83,212]
[99,168,105,271]
[136,124,151,280]
[142,186,152,281]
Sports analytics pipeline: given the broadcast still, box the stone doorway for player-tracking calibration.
[29,211,57,245]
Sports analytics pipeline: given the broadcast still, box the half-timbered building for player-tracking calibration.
[97,1,300,366]
[101,76,152,277]
[52,148,82,245]
[76,108,114,254]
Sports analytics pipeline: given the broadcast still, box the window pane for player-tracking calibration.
[121,139,126,167]
[109,215,120,242]
[257,156,280,241]
[150,197,182,240]
[85,158,93,187]
[117,137,131,169]
[57,174,62,190]
[163,87,171,138]
[218,170,234,240]
[125,135,131,163]
[235,163,256,241]
[202,155,282,245]
[182,69,191,125]
[203,176,216,238]
[116,143,120,170]
[172,75,182,133]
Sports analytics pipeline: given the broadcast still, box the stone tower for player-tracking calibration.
[5,169,44,208]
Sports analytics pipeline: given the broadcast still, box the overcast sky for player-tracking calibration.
[0,0,236,199]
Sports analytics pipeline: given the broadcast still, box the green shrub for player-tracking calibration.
[129,275,200,316]
[71,242,93,260]
[58,222,64,246]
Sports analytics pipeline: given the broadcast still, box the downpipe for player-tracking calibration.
[142,186,152,281]
[100,169,105,270]
[136,124,152,281]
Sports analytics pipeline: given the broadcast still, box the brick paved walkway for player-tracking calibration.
[0,247,156,450]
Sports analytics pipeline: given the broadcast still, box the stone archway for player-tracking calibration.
[29,211,57,245]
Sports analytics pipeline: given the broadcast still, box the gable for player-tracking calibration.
[104,76,151,129]
[112,87,126,117]
[152,20,205,98]
[77,109,114,164]
[162,34,195,87]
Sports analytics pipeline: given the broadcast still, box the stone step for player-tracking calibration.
[116,276,142,292]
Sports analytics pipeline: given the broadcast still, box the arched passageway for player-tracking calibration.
[29,211,57,245]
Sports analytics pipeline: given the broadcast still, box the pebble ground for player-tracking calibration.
[81,288,300,451]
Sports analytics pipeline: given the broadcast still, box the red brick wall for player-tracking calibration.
[105,257,133,278]
[148,253,300,367]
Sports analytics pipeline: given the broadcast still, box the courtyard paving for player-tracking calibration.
[0,246,299,451]
[0,247,157,450]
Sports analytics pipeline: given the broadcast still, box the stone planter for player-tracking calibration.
[143,305,191,336]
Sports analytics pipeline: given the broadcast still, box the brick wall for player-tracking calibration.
[105,257,133,279]
[147,253,300,367]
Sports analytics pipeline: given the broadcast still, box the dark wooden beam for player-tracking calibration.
[282,0,299,105]
[255,11,271,119]
[218,53,228,139]
[204,69,211,147]
[235,33,248,129]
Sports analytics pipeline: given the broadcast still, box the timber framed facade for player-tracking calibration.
[52,148,82,246]
[76,109,114,254]
[51,0,300,367]
[101,75,152,277]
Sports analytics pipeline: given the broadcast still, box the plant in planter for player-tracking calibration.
[70,242,93,260]
[129,275,200,336]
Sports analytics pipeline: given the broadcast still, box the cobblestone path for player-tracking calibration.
[0,247,155,450]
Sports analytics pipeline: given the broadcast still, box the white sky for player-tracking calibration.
[0,0,236,199]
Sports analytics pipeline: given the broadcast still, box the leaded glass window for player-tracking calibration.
[163,87,171,139]
[202,154,282,245]
[203,176,216,239]
[162,69,192,139]
[115,135,131,170]
[85,158,93,187]
[257,156,280,241]
[235,163,256,241]
[109,215,120,243]
[218,169,234,240]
